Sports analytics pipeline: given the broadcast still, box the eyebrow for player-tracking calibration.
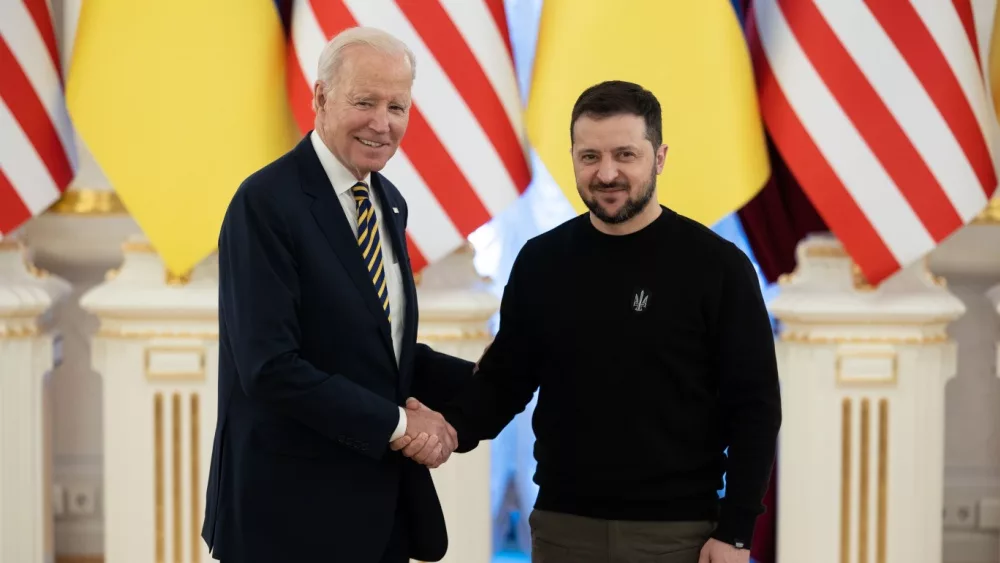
[577,145,641,153]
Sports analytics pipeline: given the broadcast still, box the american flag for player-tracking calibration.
[0,0,77,238]
[286,0,531,272]
[748,0,998,285]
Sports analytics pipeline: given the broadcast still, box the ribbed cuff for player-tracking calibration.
[711,505,760,550]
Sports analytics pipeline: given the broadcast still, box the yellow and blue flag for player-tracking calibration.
[525,0,770,227]
[66,0,298,275]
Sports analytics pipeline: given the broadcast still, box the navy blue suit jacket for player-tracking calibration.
[202,134,475,563]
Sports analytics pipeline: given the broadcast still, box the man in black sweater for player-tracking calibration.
[394,80,781,563]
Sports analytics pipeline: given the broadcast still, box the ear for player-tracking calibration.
[313,82,326,112]
[655,144,668,173]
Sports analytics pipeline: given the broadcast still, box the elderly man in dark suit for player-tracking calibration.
[201,26,475,563]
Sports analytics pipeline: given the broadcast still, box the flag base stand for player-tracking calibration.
[770,233,965,563]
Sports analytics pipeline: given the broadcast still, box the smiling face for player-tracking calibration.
[572,113,667,227]
[313,44,413,179]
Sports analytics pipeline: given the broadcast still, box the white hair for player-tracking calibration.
[314,26,416,106]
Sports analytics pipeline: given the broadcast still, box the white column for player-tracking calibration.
[82,237,496,563]
[771,234,965,563]
[413,244,496,563]
[0,238,71,563]
[80,237,219,563]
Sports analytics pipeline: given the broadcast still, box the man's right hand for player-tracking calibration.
[389,398,457,468]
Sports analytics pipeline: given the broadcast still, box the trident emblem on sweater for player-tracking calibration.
[632,290,649,312]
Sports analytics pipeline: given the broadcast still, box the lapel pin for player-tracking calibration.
[392,207,399,214]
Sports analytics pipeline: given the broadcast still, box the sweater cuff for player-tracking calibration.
[711,505,759,550]
[440,408,477,453]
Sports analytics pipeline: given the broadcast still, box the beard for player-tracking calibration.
[580,168,657,225]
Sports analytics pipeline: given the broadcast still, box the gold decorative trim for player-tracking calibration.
[97,328,218,340]
[841,398,851,563]
[805,245,848,258]
[154,393,165,563]
[166,270,192,286]
[0,240,24,251]
[852,264,875,292]
[122,241,157,254]
[835,349,898,388]
[0,324,41,338]
[776,272,797,286]
[781,332,947,345]
[144,346,207,381]
[191,394,201,563]
[94,311,218,321]
[859,398,870,563]
[778,315,958,326]
[172,394,182,563]
[49,189,127,215]
[416,328,492,341]
[56,557,104,563]
[877,399,888,563]
[922,256,946,288]
[972,197,1000,224]
[25,261,50,279]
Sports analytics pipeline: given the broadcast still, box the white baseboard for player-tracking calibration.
[944,467,1000,563]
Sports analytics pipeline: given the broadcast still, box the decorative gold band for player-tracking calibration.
[49,190,127,215]
[973,197,1000,225]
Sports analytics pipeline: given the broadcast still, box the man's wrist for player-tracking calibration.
[711,504,759,551]
[389,406,407,442]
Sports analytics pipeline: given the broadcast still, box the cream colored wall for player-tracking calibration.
[931,224,1000,562]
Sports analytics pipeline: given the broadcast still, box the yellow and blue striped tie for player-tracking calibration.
[352,182,391,322]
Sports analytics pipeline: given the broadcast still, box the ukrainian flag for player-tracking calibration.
[526,0,769,227]
[66,0,297,275]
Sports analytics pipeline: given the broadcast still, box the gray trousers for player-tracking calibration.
[529,509,716,563]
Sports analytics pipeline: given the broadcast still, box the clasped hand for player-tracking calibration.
[389,398,457,468]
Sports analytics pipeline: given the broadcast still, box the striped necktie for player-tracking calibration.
[352,182,391,322]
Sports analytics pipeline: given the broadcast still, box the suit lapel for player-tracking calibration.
[372,173,418,388]
[294,137,395,360]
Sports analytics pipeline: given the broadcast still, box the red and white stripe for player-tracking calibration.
[0,0,77,238]
[287,0,531,271]
[748,0,997,284]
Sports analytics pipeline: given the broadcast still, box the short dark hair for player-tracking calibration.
[570,80,662,148]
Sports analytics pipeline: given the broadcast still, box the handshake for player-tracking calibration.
[389,398,458,468]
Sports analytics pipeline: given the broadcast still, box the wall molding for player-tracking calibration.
[943,466,1000,563]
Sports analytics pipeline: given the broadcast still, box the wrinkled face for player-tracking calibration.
[313,45,413,178]
[571,113,667,224]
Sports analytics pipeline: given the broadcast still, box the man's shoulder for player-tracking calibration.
[669,210,745,258]
[524,213,589,250]
[227,146,303,215]
[506,214,588,274]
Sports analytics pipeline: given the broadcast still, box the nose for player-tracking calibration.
[596,157,619,184]
[369,106,390,134]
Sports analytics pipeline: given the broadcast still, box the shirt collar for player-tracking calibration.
[309,130,371,196]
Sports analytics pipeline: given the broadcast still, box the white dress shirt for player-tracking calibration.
[309,131,408,442]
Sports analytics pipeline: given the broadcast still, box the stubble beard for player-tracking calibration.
[581,168,657,225]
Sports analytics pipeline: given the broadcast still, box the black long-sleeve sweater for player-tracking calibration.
[443,207,782,550]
